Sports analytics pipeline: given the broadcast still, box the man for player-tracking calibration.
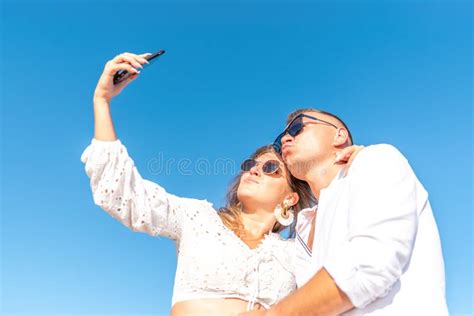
[243,108,448,315]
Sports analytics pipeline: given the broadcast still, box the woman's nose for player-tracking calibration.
[249,165,261,176]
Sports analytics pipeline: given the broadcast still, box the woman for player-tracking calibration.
[81,52,359,315]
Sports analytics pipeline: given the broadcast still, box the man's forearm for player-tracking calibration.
[269,268,354,316]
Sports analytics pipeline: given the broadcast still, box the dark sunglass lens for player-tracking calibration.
[288,120,303,137]
[241,159,257,172]
[263,160,280,174]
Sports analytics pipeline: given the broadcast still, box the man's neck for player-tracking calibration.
[305,161,344,199]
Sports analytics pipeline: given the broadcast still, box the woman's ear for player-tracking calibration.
[284,192,300,208]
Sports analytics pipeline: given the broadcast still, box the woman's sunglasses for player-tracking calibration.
[240,159,281,175]
[272,113,338,154]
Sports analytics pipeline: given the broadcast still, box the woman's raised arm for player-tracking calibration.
[92,52,150,141]
[82,52,212,241]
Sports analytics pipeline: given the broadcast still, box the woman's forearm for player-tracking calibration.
[93,98,117,141]
[91,52,149,141]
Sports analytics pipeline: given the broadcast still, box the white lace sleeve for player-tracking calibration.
[80,138,207,241]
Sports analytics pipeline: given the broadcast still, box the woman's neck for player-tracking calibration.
[240,207,276,238]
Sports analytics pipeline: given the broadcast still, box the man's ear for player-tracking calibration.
[284,192,300,208]
[333,128,350,147]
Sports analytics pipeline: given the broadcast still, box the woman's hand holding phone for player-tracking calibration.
[93,52,152,104]
[92,51,165,141]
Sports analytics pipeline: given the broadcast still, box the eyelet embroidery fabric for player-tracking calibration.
[80,138,296,310]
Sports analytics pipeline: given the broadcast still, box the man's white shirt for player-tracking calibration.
[294,144,448,315]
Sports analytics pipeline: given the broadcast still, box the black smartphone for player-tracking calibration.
[113,49,166,85]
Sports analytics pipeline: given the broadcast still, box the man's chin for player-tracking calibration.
[284,155,308,180]
[282,150,294,162]
[283,151,297,165]
[283,157,298,175]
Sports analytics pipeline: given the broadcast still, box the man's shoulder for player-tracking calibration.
[359,143,406,158]
[353,144,408,167]
[348,144,411,178]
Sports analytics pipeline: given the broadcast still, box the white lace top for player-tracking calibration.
[80,138,296,310]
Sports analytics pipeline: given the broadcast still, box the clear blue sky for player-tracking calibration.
[1,1,472,315]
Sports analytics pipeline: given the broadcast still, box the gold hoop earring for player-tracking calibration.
[274,201,294,226]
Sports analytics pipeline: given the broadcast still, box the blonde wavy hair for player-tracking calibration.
[218,145,315,239]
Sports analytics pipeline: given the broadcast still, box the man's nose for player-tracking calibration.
[281,133,294,145]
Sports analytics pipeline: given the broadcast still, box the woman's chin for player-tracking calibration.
[237,188,255,202]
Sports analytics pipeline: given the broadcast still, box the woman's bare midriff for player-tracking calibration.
[171,298,265,316]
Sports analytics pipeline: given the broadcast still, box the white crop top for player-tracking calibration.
[80,138,296,310]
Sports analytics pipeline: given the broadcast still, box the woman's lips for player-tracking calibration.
[243,178,259,184]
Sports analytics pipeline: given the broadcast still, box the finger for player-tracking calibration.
[114,72,139,90]
[346,146,364,165]
[113,54,144,69]
[106,62,140,76]
[139,52,153,62]
[337,145,364,162]
[111,53,143,68]
[123,73,139,85]
[342,151,354,160]
[127,72,139,81]
[122,52,149,65]
[335,148,357,164]
[335,151,349,163]
[347,149,361,165]
[122,52,150,65]
[337,146,365,172]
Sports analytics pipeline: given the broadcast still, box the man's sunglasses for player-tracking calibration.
[272,113,338,154]
[240,159,281,175]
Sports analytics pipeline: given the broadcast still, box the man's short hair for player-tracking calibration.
[287,108,353,146]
